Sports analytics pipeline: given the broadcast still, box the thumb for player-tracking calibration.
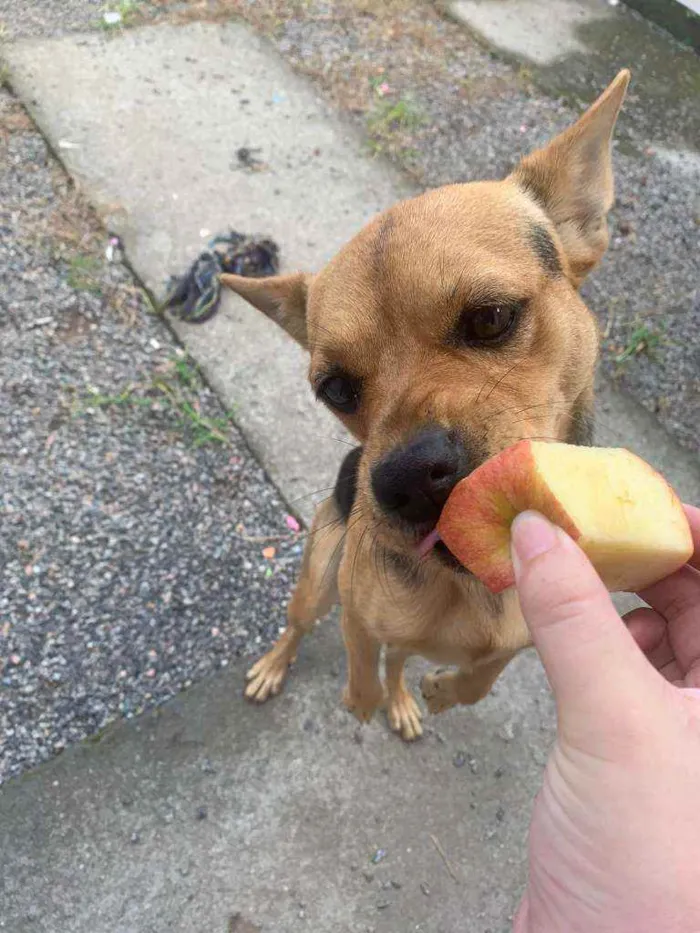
[511,511,655,723]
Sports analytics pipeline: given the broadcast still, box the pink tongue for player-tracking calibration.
[417,528,441,559]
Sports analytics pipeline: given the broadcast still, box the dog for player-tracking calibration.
[222,71,630,740]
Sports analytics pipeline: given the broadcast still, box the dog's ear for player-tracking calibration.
[220,272,310,348]
[512,69,630,286]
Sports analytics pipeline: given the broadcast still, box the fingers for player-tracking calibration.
[511,512,655,723]
[683,504,700,571]
[623,607,684,681]
[638,564,700,675]
[624,607,669,659]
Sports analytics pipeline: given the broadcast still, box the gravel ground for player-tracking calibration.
[0,88,304,783]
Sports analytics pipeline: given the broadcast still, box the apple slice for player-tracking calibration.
[437,440,693,594]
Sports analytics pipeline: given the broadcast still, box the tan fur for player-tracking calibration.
[226,71,629,740]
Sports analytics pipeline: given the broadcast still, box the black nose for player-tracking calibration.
[371,427,467,525]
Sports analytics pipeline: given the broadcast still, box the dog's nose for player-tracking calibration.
[371,427,466,525]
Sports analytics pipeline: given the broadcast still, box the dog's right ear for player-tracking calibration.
[511,69,630,287]
[221,272,310,349]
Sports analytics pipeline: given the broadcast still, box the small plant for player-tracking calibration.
[66,254,103,294]
[368,97,424,134]
[99,0,140,30]
[615,323,663,365]
[78,353,236,449]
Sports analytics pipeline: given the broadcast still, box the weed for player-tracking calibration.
[84,385,150,410]
[99,0,141,30]
[66,254,103,294]
[78,354,236,449]
[368,97,424,134]
[615,323,664,365]
[0,64,10,89]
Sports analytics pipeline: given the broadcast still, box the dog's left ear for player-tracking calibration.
[511,69,630,286]
[221,272,311,349]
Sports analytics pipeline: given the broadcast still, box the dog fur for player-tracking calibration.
[222,71,630,740]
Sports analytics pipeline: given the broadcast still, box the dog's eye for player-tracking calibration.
[459,305,517,344]
[317,375,360,414]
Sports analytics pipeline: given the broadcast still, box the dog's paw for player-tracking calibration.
[343,682,384,725]
[421,668,459,715]
[244,649,293,702]
[386,689,423,742]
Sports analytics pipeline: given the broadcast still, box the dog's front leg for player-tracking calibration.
[341,608,383,725]
[421,653,515,715]
[385,648,422,741]
[245,497,343,702]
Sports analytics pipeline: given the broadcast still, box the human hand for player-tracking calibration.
[511,505,700,933]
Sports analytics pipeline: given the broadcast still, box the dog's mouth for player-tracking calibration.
[417,527,441,559]
[415,526,466,573]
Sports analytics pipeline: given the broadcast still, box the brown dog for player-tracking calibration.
[222,71,629,740]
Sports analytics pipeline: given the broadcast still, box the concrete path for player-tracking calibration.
[5,23,408,522]
[2,19,700,933]
[1,624,551,933]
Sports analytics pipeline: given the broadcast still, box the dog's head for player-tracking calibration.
[223,72,629,570]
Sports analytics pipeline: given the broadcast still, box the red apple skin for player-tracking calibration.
[437,440,581,593]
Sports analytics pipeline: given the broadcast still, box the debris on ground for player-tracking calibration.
[164,230,279,324]
[235,146,268,172]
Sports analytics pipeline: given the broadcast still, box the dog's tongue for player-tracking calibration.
[417,528,441,559]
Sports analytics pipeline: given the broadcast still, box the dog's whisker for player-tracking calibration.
[299,432,357,450]
[288,466,358,505]
[288,486,336,504]
[294,503,363,548]
[305,504,362,540]
[348,523,372,611]
[500,433,561,443]
[316,510,364,595]
[475,361,522,408]
[490,400,624,441]
[371,524,398,609]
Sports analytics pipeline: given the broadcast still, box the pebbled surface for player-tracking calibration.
[0,88,303,782]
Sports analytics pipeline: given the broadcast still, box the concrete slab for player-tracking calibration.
[448,0,612,65]
[0,623,552,933]
[3,23,408,523]
[448,0,700,152]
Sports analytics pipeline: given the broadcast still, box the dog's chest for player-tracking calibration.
[376,584,528,665]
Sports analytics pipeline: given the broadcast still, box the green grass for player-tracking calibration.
[615,323,664,365]
[99,0,141,30]
[79,354,236,449]
[66,254,103,294]
[368,97,424,135]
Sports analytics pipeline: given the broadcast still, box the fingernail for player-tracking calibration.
[511,511,558,578]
